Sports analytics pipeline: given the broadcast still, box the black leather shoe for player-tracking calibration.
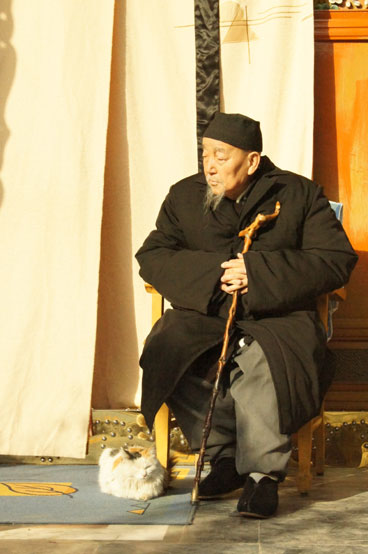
[198,457,246,499]
[237,475,278,518]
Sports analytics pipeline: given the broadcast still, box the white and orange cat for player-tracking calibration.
[98,445,168,501]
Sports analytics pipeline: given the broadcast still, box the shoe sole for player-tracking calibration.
[198,486,244,500]
[236,509,272,519]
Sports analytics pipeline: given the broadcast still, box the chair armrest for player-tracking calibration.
[144,284,164,326]
[317,288,346,338]
[145,283,346,336]
[144,283,158,295]
[329,287,346,302]
[316,287,346,335]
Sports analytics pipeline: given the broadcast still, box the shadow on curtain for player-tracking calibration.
[93,0,140,409]
[0,0,16,209]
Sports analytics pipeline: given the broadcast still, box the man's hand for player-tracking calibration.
[220,253,248,295]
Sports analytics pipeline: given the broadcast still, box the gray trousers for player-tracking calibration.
[167,339,291,479]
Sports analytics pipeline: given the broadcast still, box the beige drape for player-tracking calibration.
[93,1,198,409]
[220,0,314,177]
[0,0,114,457]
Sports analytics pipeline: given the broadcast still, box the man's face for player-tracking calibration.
[202,137,260,201]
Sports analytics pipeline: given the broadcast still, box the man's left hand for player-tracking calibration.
[220,253,248,295]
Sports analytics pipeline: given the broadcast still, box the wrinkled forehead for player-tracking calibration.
[202,137,248,156]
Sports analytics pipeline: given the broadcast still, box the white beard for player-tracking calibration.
[204,183,225,212]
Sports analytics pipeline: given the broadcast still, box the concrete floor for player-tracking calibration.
[0,466,367,553]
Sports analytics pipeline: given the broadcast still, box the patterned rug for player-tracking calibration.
[0,463,197,525]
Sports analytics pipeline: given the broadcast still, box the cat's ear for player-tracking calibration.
[122,447,143,460]
[120,447,132,459]
[142,445,157,458]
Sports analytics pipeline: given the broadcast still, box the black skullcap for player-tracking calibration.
[203,112,262,152]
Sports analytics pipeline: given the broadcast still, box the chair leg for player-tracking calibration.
[297,421,313,494]
[154,403,170,469]
[314,409,325,476]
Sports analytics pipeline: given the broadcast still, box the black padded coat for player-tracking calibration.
[136,157,358,433]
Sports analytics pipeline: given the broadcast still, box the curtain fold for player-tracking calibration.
[93,1,198,409]
[0,0,114,457]
[220,0,314,176]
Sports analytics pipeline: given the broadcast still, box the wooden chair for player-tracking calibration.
[146,201,345,493]
[144,284,171,471]
[296,201,346,493]
[296,286,345,493]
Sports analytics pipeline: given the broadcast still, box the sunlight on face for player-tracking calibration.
[202,137,260,201]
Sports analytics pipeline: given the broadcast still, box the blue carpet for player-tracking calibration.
[0,464,197,525]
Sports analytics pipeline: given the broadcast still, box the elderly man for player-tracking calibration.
[136,113,357,518]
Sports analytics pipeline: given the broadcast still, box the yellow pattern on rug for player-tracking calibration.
[0,483,77,496]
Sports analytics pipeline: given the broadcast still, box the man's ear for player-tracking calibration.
[247,152,261,175]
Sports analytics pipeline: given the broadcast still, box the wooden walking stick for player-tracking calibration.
[191,201,281,505]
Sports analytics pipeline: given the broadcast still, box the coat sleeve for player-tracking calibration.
[135,188,227,314]
[244,186,358,315]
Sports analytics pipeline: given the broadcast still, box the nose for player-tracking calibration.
[204,156,217,175]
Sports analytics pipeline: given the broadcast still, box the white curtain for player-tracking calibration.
[93,0,199,410]
[220,0,314,176]
[0,0,114,457]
